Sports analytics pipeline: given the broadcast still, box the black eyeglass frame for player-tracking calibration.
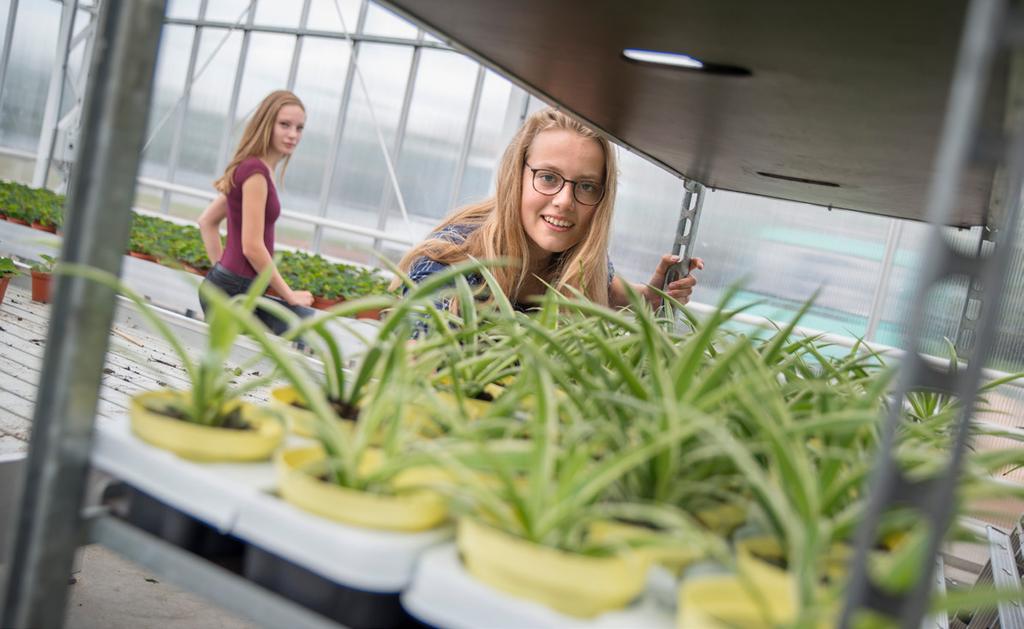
[524,163,606,206]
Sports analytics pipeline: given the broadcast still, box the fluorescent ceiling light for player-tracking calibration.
[623,49,704,70]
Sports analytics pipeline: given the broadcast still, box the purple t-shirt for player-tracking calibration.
[220,157,280,278]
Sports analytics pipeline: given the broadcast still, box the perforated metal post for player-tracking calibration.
[840,0,1024,626]
[954,227,996,360]
[0,1,167,626]
[664,179,705,290]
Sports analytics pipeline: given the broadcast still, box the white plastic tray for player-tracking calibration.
[402,544,676,629]
[91,417,452,592]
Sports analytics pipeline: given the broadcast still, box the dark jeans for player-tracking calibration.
[199,263,315,336]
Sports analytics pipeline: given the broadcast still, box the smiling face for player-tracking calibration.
[520,129,606,266]
[270,104,305,157]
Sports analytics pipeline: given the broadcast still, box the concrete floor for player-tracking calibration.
[66,545,255,629]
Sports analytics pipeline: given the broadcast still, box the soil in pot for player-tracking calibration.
[145,401,252,430]
[130,390,283,462]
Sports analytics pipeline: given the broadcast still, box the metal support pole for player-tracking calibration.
[88,515,342,629]
[840,0,1019,625]
[664,179,705,290]
[864,218,903,342]
[0,1,167,627]
[0,0,20,109]
[31,0,78,189]
[954,227,994,360]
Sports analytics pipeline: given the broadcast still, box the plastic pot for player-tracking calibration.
[276,445,448,532]
[30,270,51,303]
[129,389,284,462]
[456,517,650,618]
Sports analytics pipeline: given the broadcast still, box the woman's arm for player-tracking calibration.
[197,194,228,265]
[609,254,704,309]
[239,175,314,307]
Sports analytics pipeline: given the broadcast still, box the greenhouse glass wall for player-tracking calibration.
[0,0,1022,418]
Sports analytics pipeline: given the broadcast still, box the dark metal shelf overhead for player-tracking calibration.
[381,0,1008,227]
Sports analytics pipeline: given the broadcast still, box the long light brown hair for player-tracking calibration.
[394,108,618,306]
[213,90,305,194]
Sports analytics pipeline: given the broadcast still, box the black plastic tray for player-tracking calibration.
[121,487,246,571]
[243,544,434,629]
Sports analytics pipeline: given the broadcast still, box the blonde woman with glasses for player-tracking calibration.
[394,107,703,312]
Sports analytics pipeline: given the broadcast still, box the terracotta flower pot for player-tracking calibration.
[0,275,10,306]
[7,217,29,226]
[356,308,383,320]
[128,251,158,263]
[30,271,52,303]
[311,295,344,310]
[30,221,57,234]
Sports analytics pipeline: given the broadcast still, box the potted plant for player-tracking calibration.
[4,182,31,226]
[63,263,286,461]
[170,227,212,275]
[259,261,499,522]
[29,189,62,233]
[430,338,717,617]
[0,256,19,306]
[0,182,9,220]
[29,254,58,303]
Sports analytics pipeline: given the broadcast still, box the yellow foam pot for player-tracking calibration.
[129,390,283,462]
[588,520,704,573]
[276,445,448,532]
[677,548,835,628]
[269,385,353,438]
[457,517,650,618]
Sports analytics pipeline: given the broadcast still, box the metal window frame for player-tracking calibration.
[216,1,255,170]
[864,217,903,342]
[159,0,206,215]
[285,0,312,91]
[311,0,369,253]
[371,33,421,251]
[31,0,78,188]
[448,63,485,211]
[0,0,18,111]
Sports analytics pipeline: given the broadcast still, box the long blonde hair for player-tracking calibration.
[213,90,305,194]
[395,108,618,306]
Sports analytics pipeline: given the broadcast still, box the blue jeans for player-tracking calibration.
[199,263,315,336]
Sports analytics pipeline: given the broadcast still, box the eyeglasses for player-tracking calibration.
[525,163,605,206]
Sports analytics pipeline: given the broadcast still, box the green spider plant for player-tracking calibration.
[61,263,283,427]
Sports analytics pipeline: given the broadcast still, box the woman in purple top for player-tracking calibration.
[197,90,314,334]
